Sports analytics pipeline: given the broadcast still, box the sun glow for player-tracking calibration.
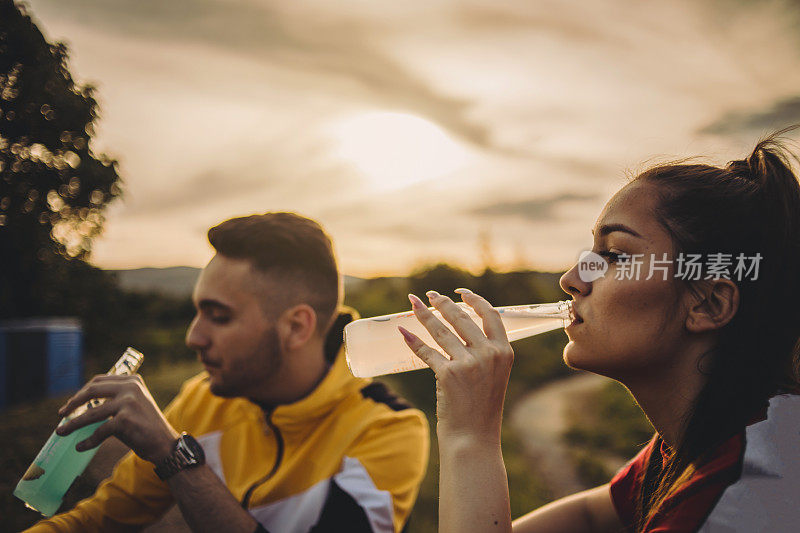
[329,111,470,190]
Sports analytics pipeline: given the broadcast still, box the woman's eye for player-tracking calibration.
[598,250,627,264]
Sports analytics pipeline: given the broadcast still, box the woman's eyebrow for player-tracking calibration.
[591,223,643,238]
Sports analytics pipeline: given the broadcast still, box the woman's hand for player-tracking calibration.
[400,288,514,446]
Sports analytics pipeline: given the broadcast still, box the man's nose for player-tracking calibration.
[185,316,209,350]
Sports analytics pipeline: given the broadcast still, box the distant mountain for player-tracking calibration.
[109,267,201,297]
[109,267,366,298]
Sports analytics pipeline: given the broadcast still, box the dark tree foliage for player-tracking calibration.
[408,263,474,300]
[0,0,122,317]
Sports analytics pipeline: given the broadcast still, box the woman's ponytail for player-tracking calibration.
[743,129,800,392]
[633,126,800,531]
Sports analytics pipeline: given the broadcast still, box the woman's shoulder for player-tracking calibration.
[608,395,800,531]
[735,393,800,481]
[638,431,743,532]
[696,393,800,531]
[608,435,659,530]
[609,432,745,532]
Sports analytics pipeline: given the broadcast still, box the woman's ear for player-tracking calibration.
[277,304,318,351]
[685,279,739,333]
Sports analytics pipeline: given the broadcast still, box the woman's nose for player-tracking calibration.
[560,262,592,297]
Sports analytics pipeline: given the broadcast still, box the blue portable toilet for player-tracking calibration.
[0,318,83,409]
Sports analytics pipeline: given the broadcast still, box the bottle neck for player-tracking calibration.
[495,300,572,320]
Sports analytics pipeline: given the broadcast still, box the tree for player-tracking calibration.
[408,263,475,301]
[0,0,122,317]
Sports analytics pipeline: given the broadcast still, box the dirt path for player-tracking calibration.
[509,372,626,498]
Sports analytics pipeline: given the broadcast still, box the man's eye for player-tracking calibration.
[210,315,230,324]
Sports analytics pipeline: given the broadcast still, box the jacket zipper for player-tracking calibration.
[240,410,285,509]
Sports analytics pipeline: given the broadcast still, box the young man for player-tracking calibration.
[27,213,429,533]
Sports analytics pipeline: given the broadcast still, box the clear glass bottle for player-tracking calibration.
[345,300,573,377]
[14,347,144,516]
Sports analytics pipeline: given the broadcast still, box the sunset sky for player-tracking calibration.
[24,0,800,276]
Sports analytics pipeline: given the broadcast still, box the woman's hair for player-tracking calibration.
[631,127,800,531]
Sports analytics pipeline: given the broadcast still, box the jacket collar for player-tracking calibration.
[268,308,369,428]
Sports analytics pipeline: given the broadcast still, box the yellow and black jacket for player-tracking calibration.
[28,313,430,532]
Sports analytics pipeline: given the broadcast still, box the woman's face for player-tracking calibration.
[559,181,693,380]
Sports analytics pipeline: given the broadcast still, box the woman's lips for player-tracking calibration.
[569,305,584,326]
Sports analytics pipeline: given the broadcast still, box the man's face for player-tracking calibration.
[185,254,282,399]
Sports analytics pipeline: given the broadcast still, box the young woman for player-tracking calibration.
[399,129,800,532]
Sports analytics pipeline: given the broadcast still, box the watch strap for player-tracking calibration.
[154,432,204,480]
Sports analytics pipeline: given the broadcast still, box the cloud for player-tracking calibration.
[360,222,463,242]
[699,96,800,136]
[535,155,623,183]
[455,4,622,46]
[28,0,507,154]
[468,192,599,222]
[119,136,362,219]
[123,169,274,217]
[24,0,800,275]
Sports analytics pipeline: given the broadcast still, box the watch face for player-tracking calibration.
[155,433,206,480]
[178,433,206,463]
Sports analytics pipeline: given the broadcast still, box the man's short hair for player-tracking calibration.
[207,212,341,332]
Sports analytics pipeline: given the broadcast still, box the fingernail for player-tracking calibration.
[398,326,415,343]
[454,288,473,295]
[56,427,65,436]
[425,290,440,300]
[75,442,85,452]
[408,293,423,309]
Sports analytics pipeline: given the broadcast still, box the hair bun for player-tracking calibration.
[726,158,758,182]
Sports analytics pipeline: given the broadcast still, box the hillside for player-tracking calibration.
[109,267,369,298]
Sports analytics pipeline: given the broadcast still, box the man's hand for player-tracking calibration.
[56,374,179,465]
[53,375,260,533]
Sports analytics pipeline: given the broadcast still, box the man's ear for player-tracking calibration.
[277,304,318,351]
[685,279,739,333]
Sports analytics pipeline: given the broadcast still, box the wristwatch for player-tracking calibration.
[154,432,206,480]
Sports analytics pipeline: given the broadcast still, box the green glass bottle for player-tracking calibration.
[14,347,144,516]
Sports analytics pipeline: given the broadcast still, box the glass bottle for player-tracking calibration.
[14,347,144,516]
[345,300,573,377]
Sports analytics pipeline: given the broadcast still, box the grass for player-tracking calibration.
[399,415,553,532]
[562,380,654,487]
[504,425,553,520]
[569,448,616,488]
